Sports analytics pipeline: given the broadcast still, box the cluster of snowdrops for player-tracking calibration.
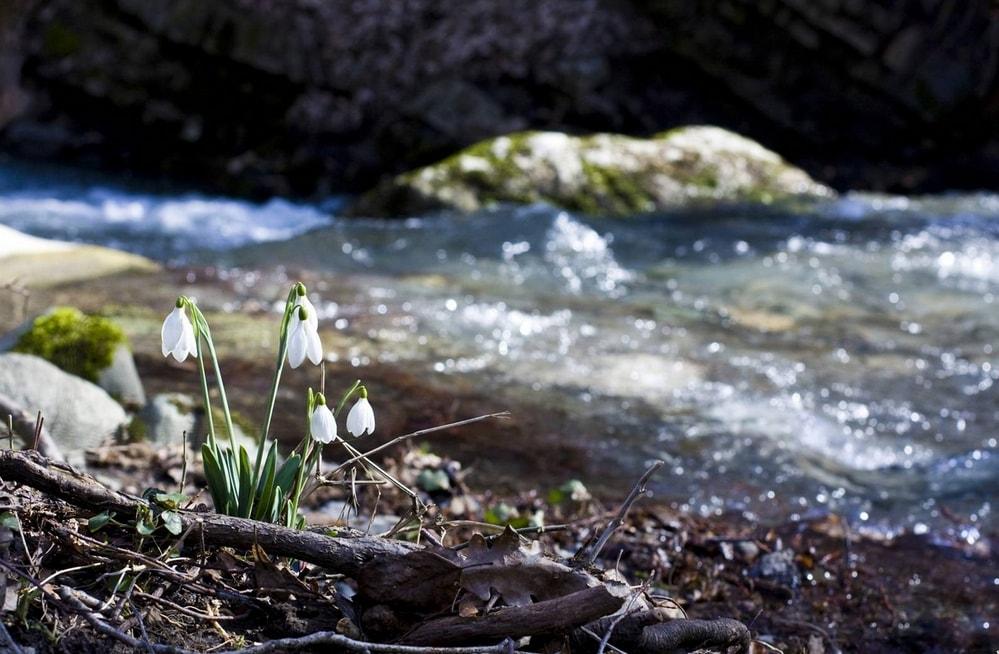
[159,282,376,527]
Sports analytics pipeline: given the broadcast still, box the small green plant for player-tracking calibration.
[160,283,381,528]
[14,307,125,382]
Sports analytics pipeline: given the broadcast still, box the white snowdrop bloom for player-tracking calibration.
[294,292,319,332]
[286,307,323,368]
[160,303,197,362]
[346,393,375,437]
[310,400,337,444]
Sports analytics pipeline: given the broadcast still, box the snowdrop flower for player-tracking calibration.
[286,306,322,368]
[160,299,197,362]
[293,283,318,332]
[346,387,375,437]
[310,393,337,444]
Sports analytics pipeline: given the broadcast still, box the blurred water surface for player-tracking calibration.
[1,161,996,547]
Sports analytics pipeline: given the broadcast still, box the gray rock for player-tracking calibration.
[0,353,127,466]
[1,307,145,407]
[97,344,146,408]
[0,315,31,352]
[749,548,801,590]
[350,127,833,217]
[140,393,198,446]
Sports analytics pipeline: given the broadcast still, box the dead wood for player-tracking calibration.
[400,585,626,645]
[0,449,415,575]
[574,610,751,654]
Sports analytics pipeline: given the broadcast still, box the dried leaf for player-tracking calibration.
[358,550,461,611]
[458,526,595,608]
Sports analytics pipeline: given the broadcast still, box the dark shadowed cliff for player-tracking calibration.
[1,0,997,198]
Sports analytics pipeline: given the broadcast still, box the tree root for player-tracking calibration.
[574,609,751,654]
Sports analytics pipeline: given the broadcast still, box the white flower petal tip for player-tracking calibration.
[306,328,323,365]
[160,306,197,362]
[310,405,337,444]
[286,320,309,368]
[346,397,375,437]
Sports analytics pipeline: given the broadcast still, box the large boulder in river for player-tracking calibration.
[349,127,832,217]
[0,353,128,465]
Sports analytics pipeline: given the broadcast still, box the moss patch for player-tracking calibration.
[14,307,126,383]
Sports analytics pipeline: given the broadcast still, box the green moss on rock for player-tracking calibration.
[14,308,126,383]
[350,126,833,217]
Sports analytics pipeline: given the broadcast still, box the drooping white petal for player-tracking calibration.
[183,315,198,359]
[306,327,323,365]
[286,320,308,368]
[160,307,185,358]
[310,405,337,444]
[171,311,198,362]
[295,295,319,332]
[346,397,375,437]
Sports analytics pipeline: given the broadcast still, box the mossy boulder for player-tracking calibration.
[13,307,126,383]
[349,126,833,217]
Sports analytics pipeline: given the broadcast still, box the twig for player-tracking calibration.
[0,450,417,575]
[58,586,198,654]
[220,634,522,654]
[0,618,25,654]
[31,412,43,450]
[130,598,157,654]
[597,578,653,654]
[329,412,511,475]
[180,430,188,493]
[580,627,628,654]
[134,590,244,621]
[0,395,63,461]
[585,460,663,565]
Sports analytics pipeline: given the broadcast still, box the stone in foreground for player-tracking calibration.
[350,126,833,217]
[0,353,128,466]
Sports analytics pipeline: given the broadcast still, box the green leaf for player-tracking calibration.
[136,518,156,536]
[88,511,112,533]
[0,512,19,531]
[154,492,187,510]
[416,469,451,493]
[253,443,278,521]
[236,445,253,517]
[160,510,182,535]
[201,444,229,512]
[219,447,240,514]
[274,453,301,497]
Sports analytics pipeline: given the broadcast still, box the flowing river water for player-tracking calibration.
[1,161,996,550]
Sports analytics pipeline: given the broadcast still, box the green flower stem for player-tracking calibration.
[334,380,362,417]
[287,439,316,526]
[248,286,299,514]
[193,323,215,447]
[188,303,234,442]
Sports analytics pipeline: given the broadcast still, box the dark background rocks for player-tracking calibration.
[0,0,997,198]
